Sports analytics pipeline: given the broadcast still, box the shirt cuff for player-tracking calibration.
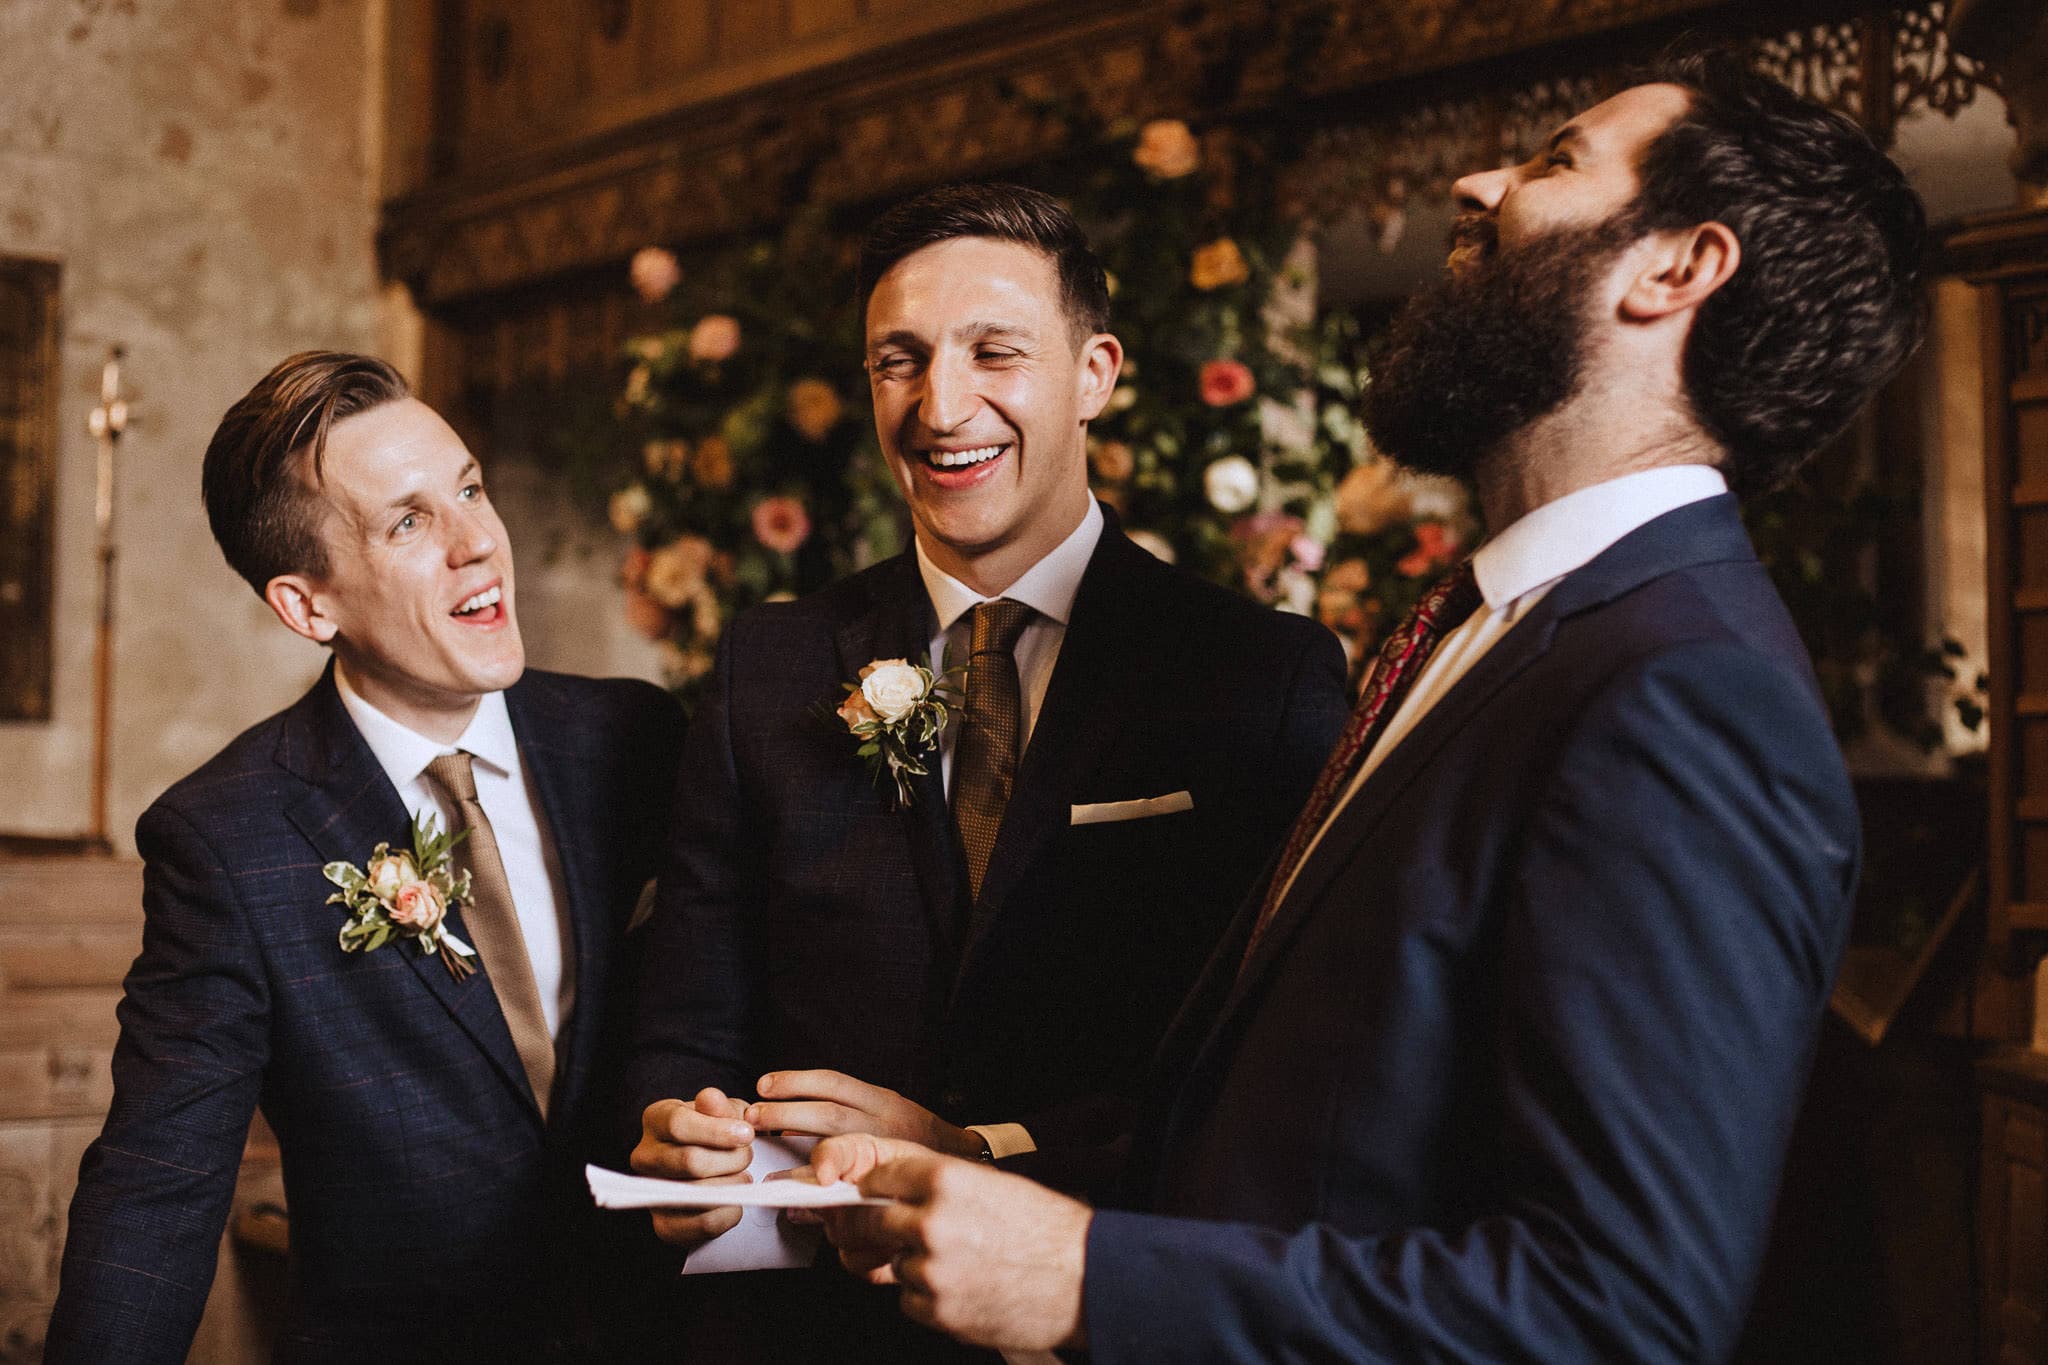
[965,1122,1036,1159]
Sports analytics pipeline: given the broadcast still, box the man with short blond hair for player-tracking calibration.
[47,352,684,1363]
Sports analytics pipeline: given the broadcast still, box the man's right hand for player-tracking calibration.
[631,1087,756,1249]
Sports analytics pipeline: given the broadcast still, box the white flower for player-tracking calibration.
[1203,456,1259,514]
[1127,529,1177,564]
[609,484,653,535]
[859,659,927,724]
[1107,384,1137,414]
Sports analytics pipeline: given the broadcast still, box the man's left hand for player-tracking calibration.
[813,1134,1091,1352]
[748,1069,983,1158]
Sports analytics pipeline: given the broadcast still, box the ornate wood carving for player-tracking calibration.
[383,0,1754,305]
[0,258,59,723]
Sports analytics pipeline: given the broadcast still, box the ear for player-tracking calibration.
[1073,332,1124,422]
[1618,221,1741,323]
[264,573,339,645]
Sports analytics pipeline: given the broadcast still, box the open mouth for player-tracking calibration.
[919,443,1008,471]
[451,582,505,626]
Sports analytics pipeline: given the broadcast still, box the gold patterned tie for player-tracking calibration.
[424,751,555,1118]
[953,599,1035,902]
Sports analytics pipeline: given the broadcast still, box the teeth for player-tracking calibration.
[928,445,1003,469]
[455,585,501,614]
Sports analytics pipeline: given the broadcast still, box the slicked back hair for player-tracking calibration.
[201,351,410,594]
[856,182,1111,345]
[1629,48,1927,493]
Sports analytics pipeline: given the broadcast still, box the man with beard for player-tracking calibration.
[807,51,1925,1362]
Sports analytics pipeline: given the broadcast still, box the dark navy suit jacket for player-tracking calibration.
[1086,496,1859,1363]
[626,516,1347,1358]
[46,666,684,1364]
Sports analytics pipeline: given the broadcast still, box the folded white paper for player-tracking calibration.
[1070,790,1195,825]
[679,1135,818,1275]
[585,1159,889,1211]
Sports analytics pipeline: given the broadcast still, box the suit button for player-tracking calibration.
[942,1086,968,1113]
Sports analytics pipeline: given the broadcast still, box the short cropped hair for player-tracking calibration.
[1630,48,1927,493]
[855,182,1112,342]
[201,351,410,594]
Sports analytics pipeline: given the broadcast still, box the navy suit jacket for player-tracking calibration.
[46,667,684,1364]
[1086,496,1859,1363]
[624,517,1346,1358]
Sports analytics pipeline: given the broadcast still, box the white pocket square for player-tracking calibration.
[1070,791,1195,825]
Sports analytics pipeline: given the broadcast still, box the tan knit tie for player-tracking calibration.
[953,599,1035,902]
[424,751,555,1118]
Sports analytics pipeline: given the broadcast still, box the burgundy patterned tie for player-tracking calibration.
[1241,561,1482,967]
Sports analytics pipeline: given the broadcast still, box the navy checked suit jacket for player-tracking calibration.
[1085,496,1861,1364]
[45,666,684,1365]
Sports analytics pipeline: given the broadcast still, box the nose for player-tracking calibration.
[916,348,978,434]
[447,505,498,567]
[1453,166,1509,215]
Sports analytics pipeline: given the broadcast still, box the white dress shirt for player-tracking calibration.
[1276,464,1729,907]
[911,497,1104,1161]
[917,496,1104,794]
[335,663,574,1039]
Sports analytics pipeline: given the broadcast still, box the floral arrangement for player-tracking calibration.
[324,814,476,979]
[605,216,904,702]
[594,119,1469,702]
[833,655,962,807]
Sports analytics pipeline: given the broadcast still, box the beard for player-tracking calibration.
[1361,211,1640,480]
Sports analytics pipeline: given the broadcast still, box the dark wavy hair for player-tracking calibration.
[856,182,1111,343]
[1629,49,1927,493]
[202,351,410,593]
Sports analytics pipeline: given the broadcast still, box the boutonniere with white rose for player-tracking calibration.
[832,654,962,808]
[323,814,479,980]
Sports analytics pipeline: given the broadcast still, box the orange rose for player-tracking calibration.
[1190,238,1249,290]
[691,435,734,489]
[787,378,844,442]
[689,314,741,363]
[1133,119,1200,179]
[1090,439,1136,483]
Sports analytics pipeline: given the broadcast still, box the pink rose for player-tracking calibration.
[752,496,812,554]
[629,246,682,303]
[1290,535,1325,574]
[389,879,446,932]
[1200,359,1255,407]
[689,314,741,363]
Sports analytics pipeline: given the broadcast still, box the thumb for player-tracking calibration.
[812,1133,930,1187]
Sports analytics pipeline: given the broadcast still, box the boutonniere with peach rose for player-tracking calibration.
[831,654,962,809]
[323,814,479,980]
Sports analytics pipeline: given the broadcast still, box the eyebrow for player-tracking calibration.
[374,458,479,514]
[1547,125,1588,156]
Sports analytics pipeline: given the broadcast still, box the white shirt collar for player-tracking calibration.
[915,497,1104,634]
[1472,464,1728,611]
[334,661,521,788]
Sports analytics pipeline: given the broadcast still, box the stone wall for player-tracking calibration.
[0,0,383,852]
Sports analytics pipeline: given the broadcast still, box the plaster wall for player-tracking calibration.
[0,0,382,852]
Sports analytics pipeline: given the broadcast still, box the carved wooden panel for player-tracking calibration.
[384,0,1755,307]
[1981,1049,2048,1364]
[0,258,58,723]
[1953,210,2048,980]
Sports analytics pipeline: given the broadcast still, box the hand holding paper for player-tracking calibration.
[630,1087,756,1249]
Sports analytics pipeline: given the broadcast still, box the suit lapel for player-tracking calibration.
[953,530,1156,987]
[833,556,965,960]
[506,675,604,1120]
[1210,495,1762,1050]
[279,667,540,1121]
